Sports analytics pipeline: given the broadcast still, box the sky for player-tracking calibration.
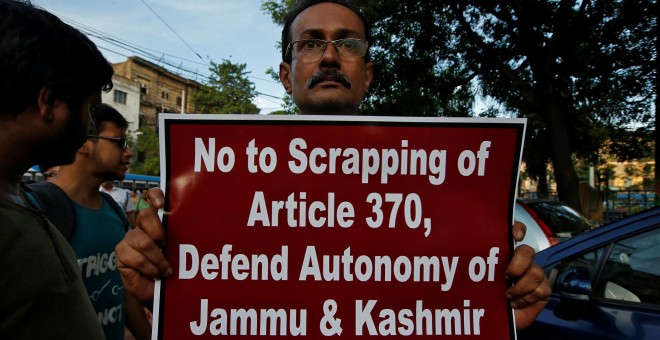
[32,0,286,114]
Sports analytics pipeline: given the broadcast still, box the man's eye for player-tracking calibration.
[341,40,356,49]
[302,40,320,49]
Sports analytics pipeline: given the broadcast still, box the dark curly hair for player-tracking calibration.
[0,0,113,117]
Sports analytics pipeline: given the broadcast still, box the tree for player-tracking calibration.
[444,1,656,211]
[192,59,260,114]
[129,127,160,176]
[262,0,657,211]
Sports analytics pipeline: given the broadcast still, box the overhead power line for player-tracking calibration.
[61,16,281,87]
[137,0,203,61]
[257,91,283,100]
[56,13,283,104]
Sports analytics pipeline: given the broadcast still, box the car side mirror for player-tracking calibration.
[558,266,592,299]
[554,266,592,320]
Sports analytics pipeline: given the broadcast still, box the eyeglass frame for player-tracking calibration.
[87,134,129,150]
[43,171,58,179]
[285,38,369,62]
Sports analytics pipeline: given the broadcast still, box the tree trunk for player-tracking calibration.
[537,173,549,199]
[545,106,582,211]
[655,22,659,206]
[655,92,659,205]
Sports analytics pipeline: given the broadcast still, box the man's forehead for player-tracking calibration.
[291,2,366,39]
[297,27,362,39]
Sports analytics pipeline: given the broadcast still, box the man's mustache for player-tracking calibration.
[306,69,352,89]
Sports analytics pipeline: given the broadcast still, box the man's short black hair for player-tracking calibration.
[89,103,129,135]
[281,0,371,63]
[0,0,113,117]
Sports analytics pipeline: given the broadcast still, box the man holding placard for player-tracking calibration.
[116,0,550,334]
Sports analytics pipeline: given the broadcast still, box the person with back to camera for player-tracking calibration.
[0,1,168,338]
[0,0,112,337]
[115,0,551,330]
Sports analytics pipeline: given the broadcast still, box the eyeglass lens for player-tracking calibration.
[291,39,367,61]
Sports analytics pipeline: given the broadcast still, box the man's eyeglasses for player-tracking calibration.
[87,135,128,150]
[286,38,368,62]
[43,171,58,179]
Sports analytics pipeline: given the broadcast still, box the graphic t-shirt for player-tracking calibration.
[69,200,126,340]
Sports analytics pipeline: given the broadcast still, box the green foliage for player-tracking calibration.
[262,0,657,210]
[128,127,160,176]
[261,0,296,24]
[268,110,294,115]
[192,59,260,115]
[607,127,655,162]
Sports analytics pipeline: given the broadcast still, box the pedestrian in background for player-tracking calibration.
[101,179,137,227]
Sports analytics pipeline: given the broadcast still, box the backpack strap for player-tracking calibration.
[100,191,130,232]
[25,181,76,239]
[27,181,130,238]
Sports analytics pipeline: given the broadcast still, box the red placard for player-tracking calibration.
[154,115,525,339]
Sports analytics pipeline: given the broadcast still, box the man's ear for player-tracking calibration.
[36,87,55,122]
[37,87,68,123]
[364,61,374,93]
[279,62,293,94]
[78,140,92,155]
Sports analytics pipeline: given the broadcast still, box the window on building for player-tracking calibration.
[161,91,169,100]
[113,90,127,104]
[139,114,147,129]
[140,83,148,95]
[176,96,182,106]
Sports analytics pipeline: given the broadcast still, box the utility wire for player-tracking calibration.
[63,16,280,87]
[61,17,208,80]
[256,94,285,105]
[58,13,283,103]
[64,16,209,68]
[257,91,284,100]
[137,0,204,61]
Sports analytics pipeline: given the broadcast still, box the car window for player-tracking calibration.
[526,202,591,235]
[593,228,660,306]
[548,247,606,289]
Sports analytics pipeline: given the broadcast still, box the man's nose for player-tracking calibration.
[320,42,340,64]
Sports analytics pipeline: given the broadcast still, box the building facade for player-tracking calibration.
[102,73,141,135]
[112,56,200,128]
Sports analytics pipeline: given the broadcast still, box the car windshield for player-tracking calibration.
[525,201,592,235]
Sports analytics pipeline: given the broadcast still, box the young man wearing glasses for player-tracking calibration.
[41,103,151,340]
[91,134,135,223]
[116,0,550,331]
[93,114,137,228]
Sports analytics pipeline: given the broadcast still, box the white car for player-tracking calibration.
[514,199,593,252]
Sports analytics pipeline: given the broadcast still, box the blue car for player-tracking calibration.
[518,207,660,339]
